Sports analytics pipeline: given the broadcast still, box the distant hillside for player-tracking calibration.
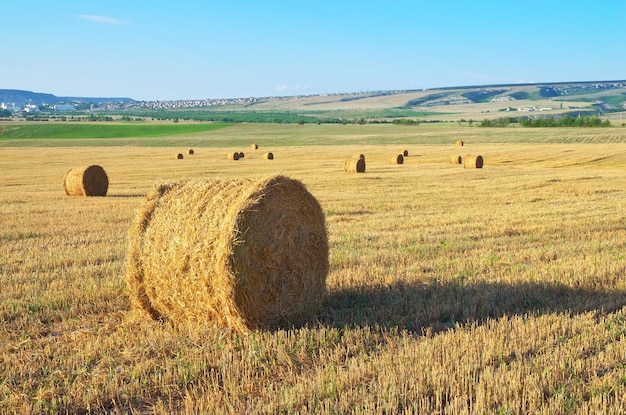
[0,89,134,105]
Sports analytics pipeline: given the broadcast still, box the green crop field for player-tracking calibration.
[0,122,232,140]
[1,123,625,414]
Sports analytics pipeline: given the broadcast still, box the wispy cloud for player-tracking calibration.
[276,84,312,92]
[77,15,131,25]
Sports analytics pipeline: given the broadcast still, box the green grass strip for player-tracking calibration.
[0,123,233,140]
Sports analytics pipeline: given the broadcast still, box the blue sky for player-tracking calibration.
[3,1,625,101]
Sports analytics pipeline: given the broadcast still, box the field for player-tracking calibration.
[1,123,626,414]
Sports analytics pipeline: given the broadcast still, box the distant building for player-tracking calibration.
[1,102,20,112]
[54,104,76,111]
[23,104,39,113]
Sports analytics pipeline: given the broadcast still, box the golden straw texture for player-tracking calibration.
[450,155,463,164]
[125,175,329,332]
[464,154,484,169]
[62,165,109,196]
[388,154,404,165]
[344,157,366,173]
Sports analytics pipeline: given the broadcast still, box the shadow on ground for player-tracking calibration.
[314,279,626,333]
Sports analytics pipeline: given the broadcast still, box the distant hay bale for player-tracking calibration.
[450,155,463,164]
[188,149,195,155]
[263,152,274,160]
[344,157,366,173]
[175,153,184,159]
[402,149,409,157]
[238,152,245,159]
[228,152,240,160]
[456,140,464,147]
[63,165,108,196]
[388,154,404,165]
[125,175,329,332]
[464,154,484,169]
[251,144,259,149]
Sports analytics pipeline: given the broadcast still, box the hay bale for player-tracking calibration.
[456,140,464,147]
[251,144,259,149]
[388,154,404,165]
[402,149,409,157]
[63,165,108,196]
[228,152,240,160]
[175,153,184,160]
[263,152,274,160]
[344,157,366,173]
[125,175,329,332]
[450,155,463,164]
[464,154,484,169]
[188,149,195,155]
[238,152,245,159]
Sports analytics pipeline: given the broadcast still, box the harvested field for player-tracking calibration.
[1,128,626,414]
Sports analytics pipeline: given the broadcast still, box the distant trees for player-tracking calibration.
[480,115,610,128]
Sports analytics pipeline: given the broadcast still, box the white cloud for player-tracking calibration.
[77,15,131,25]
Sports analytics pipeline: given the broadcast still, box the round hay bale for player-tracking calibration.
[388,154,404,165]
[228,152,240,160]
[175,153,184,160]
[402,149,408,157]
[344,157,366,173]
[125,175,329,332]
[464,154,484,169]
[63,165,108,196]
[456,140,464,147]
[450,155,463,164]
[263,152,274,160]
[238,152,245,159]
[251,144,259,149]
[188,149,195,155]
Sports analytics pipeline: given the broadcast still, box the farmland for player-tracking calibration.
[1,122,626,413]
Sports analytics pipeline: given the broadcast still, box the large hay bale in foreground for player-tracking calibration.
[388,154,404,165]
[344,157,366,173]
[464,154,484,169]
[263,152,274,160]
[63,165,108,196]
[228,152,240,160]
[450,155,463,165]
[125,175,329,332]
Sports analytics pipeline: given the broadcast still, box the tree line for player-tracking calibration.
[480,115,611,128]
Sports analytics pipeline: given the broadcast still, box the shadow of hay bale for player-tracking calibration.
[314,280,626,334]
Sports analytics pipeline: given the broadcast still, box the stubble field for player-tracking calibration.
[1,123,625,414]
